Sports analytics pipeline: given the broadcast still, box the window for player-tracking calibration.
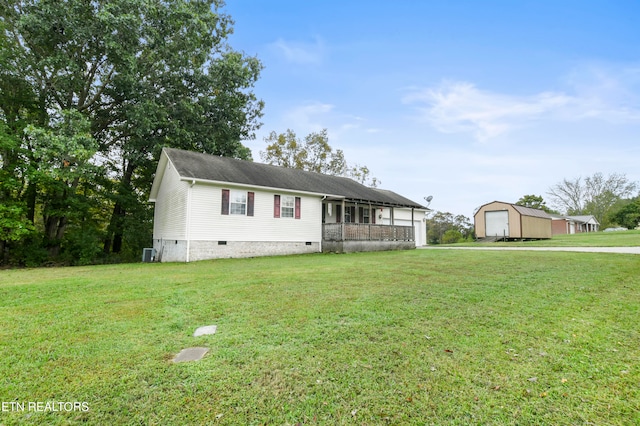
[344,206,355,223]
[274,195,301,219]
[281,195,295,218]
[230,191,247,215]
[221,189,254,216]
[361,207,371,224]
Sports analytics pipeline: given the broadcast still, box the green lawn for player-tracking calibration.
[456,229,640,247]
[1,249,639,425]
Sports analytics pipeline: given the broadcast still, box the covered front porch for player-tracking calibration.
[322,223,416,253]
[320,197,425,253]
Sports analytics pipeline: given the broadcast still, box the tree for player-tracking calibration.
[0,0,263,264]
[261,129,346,175]
[606,196,640,229]
[515,194,556,213]
[24,110,98,257]
[426,211,473,244]
[547,173,637,223]
[0,123,35,260]
[260,129,380,187]
[347,164,381,188]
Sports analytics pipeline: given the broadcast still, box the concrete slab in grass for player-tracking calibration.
[172,347,209,363]
[193,325,217,337]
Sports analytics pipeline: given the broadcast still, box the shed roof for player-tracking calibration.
[155,148,426,209]
[475,201,552,219]
[512,204,553,219]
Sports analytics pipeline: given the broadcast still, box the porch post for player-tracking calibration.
[391,207,395,241]
[368,202,372,240]
[341,199,346,240]
[411,208,414,242]
[355,202,358,223]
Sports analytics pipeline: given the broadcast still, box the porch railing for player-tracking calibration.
[322,223,414,242]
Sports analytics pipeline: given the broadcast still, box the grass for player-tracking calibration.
[453,229,640,247]
[1,249,639,425]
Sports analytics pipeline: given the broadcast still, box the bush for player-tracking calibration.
[59,227,105,266]
[442,229,464,244]
[6,239,49,267]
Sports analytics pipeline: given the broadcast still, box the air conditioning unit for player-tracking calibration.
[142,248,156,263]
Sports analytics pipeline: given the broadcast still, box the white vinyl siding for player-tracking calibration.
[152,160,188,239]
[377,207,427,247]
[188,184,321,242]
[323,202,341,224]
[378,206,418,223]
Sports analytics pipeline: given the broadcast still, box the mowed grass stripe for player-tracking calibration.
[0,250,638,425]
[453,229,640,247]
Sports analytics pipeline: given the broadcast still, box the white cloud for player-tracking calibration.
[282,102,334,133]
[403,81,573,141]
[565,63,640,104]
[563,64,640,123]
[269,37,326,64]
[279,103,382,144]
[404,69,640,141]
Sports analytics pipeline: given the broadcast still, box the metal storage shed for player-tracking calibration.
[474,201,552,240]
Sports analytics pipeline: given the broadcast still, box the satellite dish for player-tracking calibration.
[423,195,433,209]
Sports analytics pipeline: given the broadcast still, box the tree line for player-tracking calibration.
[518,172,639,229]
[0,0,263,266]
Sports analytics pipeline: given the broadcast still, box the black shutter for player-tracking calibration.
[247,192,254,216]
[221,189,229,215]
[295,197,301,219]
[274,195,280,218]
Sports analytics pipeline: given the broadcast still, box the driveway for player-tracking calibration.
[420,246,640,254]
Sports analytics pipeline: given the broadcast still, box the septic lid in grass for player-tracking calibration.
[193,325,217,337]
[172,347,209,363]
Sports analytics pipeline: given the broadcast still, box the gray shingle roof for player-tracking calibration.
[512,204,552,219]
[163,148,426,209]
[549,214,599,224]
[566,215,599,224]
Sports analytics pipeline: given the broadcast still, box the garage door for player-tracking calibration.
[485,210,509,237]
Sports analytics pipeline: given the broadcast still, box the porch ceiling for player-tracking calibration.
[325,196,426,209]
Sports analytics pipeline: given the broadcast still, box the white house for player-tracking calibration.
[149,148,428,262]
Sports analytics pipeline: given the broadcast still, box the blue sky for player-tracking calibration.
[223,0,640,217]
